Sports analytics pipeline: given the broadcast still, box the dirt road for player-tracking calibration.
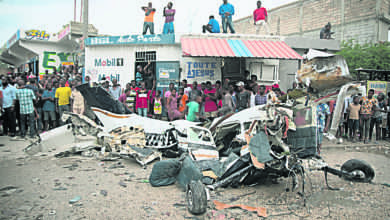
[0,137,389,219]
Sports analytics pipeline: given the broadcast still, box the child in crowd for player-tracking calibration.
[347,96,360,142]
[178,87,189,114]
[153,90,163,120]
[135,81,149,117]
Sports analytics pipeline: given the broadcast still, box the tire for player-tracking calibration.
[341,159,375,183]
[186,180,207,215]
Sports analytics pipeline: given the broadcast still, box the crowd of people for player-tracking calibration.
[106,73,283,123]
[0,68,87,140]
[1,67,389,153]
[0,66,283,140]
[316,89,390,154]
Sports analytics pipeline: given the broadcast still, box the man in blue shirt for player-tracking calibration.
[202,16,221,33]
[219,0,235,34]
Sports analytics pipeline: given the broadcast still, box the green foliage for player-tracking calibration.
[336,40,390,78]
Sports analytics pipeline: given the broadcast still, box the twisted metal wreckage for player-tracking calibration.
[25,50,375,216]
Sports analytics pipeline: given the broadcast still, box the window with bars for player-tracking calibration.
[135,51,156,62]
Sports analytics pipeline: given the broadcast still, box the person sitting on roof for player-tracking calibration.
[202,15,221,34]
[320,22,334,39]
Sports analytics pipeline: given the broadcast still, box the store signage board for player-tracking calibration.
[85,34,175,46]
[6,30,20,49]
[25,30,50,41]
[367,81,387,98]
[58,26,71,40]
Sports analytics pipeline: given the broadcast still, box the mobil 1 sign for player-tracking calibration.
[183,57,221,83]
[90,57,125,82]
[94,58,124,67]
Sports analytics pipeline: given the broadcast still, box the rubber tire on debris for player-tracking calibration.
[186,180,207,215]
[341,159,375,183]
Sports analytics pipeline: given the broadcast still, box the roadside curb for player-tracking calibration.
[324,143,390,151]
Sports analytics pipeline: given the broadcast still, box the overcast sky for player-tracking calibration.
[0,0,296,44]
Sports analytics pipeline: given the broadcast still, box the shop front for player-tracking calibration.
[84,34,180,89]
[1,28,80,78]
[180,34,303,88]
[84,34,302,92]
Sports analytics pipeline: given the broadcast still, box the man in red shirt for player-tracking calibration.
[253,1,270,35]
[135,81,149,117]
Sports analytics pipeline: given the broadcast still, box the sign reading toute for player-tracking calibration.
[94,58,124,67]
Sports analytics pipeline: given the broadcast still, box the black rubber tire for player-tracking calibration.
[341,159,375,183]
[186,180,207,215]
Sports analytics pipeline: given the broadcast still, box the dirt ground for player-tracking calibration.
[0,137,389,220]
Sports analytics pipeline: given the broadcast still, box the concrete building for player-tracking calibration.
[0,22,98,77]
[234,0,390,44]
[85,33,302,92]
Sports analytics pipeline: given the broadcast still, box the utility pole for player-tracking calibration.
[74,0,77,22]
[82,0,88,40]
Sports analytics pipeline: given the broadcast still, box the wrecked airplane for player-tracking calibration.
[24,61,375,216]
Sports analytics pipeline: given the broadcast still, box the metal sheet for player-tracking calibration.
[181,37,302,59]
[227,39,253,57]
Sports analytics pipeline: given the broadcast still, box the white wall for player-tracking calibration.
[85,44,182,87]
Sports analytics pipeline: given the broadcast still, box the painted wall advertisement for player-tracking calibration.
[25,30,50,41]
[367,81,388,98]
[86,57,126,85]
[182,57,222,83]
[39,51,77,77]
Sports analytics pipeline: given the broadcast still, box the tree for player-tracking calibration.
[336,40,390,78]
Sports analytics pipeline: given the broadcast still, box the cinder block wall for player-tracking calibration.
[235,0,388,44]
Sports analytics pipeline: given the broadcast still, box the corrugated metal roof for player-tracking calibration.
[181,38,235,57]
[181,37,302,59]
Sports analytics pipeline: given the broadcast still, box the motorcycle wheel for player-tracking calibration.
[341,159,375,183]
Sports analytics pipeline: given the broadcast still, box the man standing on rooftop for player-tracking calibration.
[163,2,176,34]
[253,1,270,35]
[219,0,235,34]
[142,2,156,35]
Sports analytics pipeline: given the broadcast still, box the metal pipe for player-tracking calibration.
[82,0,88,42]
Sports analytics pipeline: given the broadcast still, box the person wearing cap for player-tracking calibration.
[236,81,250,111]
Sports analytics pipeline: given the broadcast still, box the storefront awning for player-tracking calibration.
[181,37,303,60]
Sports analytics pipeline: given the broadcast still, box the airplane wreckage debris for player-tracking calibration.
[24,53,376,215]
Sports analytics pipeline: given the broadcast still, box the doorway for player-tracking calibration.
[134,51,156,81]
